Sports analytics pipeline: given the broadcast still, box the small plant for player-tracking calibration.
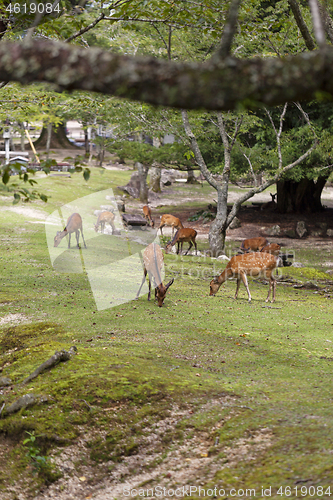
[23,431,62,482]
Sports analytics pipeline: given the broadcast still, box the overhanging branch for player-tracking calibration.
[1,40,333,110]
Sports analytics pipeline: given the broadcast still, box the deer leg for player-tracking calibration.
[185,241,193,255]
[176,242,180,254]
[136,268,148,299]
[266,276,276,303]
[235,278,241,299]
[240,272,252,302]
[159,225,164,236]
[194,240,197,255]
[80,228,87,248]
[68,232,71,249]
[74,230,80,248]
[147,272,152,301]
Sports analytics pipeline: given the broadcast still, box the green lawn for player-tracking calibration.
[0,170,333,498]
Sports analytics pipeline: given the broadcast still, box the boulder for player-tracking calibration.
[296,221,308,238]
[266,225,281,236]
[229,217,241,229]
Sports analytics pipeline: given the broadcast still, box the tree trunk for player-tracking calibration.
[34,123,79,149]
[187,169,198,184]
[277,176,328,213]
[136,162,149,203]
[150,165,161,192]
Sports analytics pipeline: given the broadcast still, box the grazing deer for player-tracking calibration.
[54,213,87,249]
[261,193,277,211]
[142,205,155,227]
[136,243,174,307]
[158,214,183,237]
[95,211,116,234]
[240,237,268,253]
[209,252,278,302]
[165,228,197,255]
[260,243,281,256]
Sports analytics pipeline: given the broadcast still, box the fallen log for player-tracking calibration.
[22,346,77,385]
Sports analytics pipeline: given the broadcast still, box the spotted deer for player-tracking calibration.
[158,214,183,237]
[95,211,116,234]
[136,243,174,307]
[54,213,87,249]
[165,228,197,255]
[210,252,278,302]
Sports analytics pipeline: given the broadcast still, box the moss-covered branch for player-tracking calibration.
[1,40,333,110]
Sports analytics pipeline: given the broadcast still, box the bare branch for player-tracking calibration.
[181,110,219,190]
[288,0,316,50]
[265,103,288,169]
[308,0,326,48]
[213,0,242,59]
[65,12,105,43]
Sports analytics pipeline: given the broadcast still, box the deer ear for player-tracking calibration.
[165,278,174,290]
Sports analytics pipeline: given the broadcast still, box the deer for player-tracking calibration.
[240,237,268,253]
[94,211,116,234]
[209,252,278,303]
[142,205,155,227]
[54,213,87,249]
[261,193,277,211]
[158,214,183,237]
[165,228,197,255]
[136,243,174,307]
[260,243,281,256]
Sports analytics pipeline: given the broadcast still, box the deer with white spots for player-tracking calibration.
[136,243,174,307]
[209,252,278,302]
[94,211,116,234]
[158,214,183,237]
[54,213,87,249]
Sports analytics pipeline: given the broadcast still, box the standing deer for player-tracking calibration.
[136,243,174,307]
[261,193,277,211]
[95,211,116,234]
[260,243,281,256]
[54,213,87,249]
[209,252,278,302]
[240,237,268,253]
[142,205,155,227]
[165,228,197,255]
[158,214,183,237]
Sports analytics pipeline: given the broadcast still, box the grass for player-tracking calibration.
[0,170,333,498]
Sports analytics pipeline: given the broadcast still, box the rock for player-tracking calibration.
[296,221,308,238]
[0,377,11,387]
[229,217,241,229]
[327,229,333,237]
[118,173,141,198]
[285,229,296,238]
[311,230,324,237]
[292,262,305,268]
[266,225,281,236]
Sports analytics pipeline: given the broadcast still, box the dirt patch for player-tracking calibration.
[0,314,29,326]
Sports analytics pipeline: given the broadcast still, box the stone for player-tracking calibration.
[285,229,296,238]
[266,225,281,236]
[229,217,241,229]
[327,229,333,237]
[0,377,11,387]
[296,221,308,238]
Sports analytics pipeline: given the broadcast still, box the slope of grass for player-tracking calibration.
[0,173,333,498]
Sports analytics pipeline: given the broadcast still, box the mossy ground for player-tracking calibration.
[0,169,333,498]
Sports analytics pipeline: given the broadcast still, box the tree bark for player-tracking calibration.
[34,123,78,149]
[277,176,328,213]
[136,162,149,203]
[2,40,333,111]
[187,170,198,184]
[150,166,161,192]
